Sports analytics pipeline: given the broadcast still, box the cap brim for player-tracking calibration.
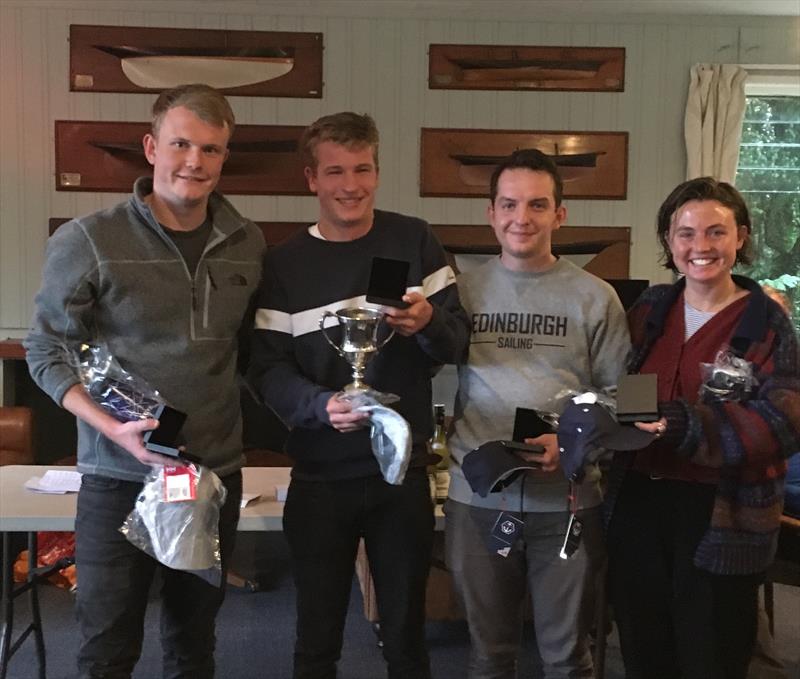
[598,424,655,451]
[462,441,542,497]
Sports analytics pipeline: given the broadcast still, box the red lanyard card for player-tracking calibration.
[163,464,198,503]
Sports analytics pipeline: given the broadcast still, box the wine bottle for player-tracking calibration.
[429,403,449,500]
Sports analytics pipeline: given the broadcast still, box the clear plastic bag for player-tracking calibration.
[119,464,226,586]
[700,348,757,402]
[348,392,411,485]
[72,344,162,422]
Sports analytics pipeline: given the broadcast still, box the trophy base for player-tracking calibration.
[339,385,400,405]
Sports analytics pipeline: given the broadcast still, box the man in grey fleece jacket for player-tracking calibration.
[24,84,263,679]
[445,150,630,678]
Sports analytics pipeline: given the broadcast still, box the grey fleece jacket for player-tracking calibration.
[24,177,264,482]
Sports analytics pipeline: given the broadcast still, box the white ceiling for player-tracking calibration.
[408,0,799,16]
[242,0,800,19]
[17,0,797,19]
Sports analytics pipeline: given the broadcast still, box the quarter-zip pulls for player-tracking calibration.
[139,199,244,319]
[152,220,213,312]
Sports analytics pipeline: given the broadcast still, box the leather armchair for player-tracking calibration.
[0,406,34,466]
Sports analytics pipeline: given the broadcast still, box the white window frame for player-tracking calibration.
[736,65,799,328]
[741,64,800,96]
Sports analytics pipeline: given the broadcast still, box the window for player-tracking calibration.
[735,70,800,331]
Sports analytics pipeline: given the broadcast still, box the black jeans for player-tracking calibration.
[283,469,434,679]
[607,471,761,679]
[74,470,242,679]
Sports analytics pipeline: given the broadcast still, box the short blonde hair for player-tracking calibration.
[301,112,379,170]
[151,83,235,137]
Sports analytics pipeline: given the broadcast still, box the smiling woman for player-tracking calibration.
[605,176,800,679]
[666,200,749,309]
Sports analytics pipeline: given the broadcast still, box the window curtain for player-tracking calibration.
[684,63,748,182]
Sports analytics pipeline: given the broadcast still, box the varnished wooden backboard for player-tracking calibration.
[429,44,624,92]
[431,224,630,279]
[69,24,323,98]
[53,218,631,280]
[420,128,628,200]
[55,121,310,195]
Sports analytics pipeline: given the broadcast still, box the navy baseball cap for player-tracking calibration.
[461,441,543,497]
[557,402,655,482]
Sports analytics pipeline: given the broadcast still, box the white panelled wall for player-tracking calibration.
[1,0,799,337]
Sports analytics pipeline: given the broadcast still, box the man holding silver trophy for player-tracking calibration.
[248,112,470,679]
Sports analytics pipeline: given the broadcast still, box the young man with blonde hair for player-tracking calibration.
[249,111,469,679]
[25,83,264,678]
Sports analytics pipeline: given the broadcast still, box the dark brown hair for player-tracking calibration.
[656,176,753,272]
[489,149,563,206]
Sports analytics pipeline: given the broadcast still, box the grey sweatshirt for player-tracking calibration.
[448,257,631,512]
[24,178,264,481]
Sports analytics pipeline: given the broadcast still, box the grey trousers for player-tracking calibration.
[444,499,604,679]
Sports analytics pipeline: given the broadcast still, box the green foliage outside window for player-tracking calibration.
[736,95,800,332]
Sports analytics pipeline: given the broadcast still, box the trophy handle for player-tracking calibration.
[319,311,346,358]
[377,319,395,349]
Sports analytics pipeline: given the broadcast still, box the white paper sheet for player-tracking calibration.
[25,470,83,494]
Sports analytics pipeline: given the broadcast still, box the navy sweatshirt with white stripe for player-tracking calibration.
[248,210,471,481]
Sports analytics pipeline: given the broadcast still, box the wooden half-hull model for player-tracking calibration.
[93,45,294,90]
[450,148,606,186]
[451,57,604,87]
[421,128,628,200]
[429,45,625,92]
[70,24,323,97]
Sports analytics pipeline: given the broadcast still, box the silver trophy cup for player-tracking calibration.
[320,307,397,402]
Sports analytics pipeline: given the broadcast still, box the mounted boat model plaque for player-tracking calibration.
[420,128,628,200]
[55,121,310,195]
[429,45,624,92]
[49,217,631,281]
[69,24,323,97]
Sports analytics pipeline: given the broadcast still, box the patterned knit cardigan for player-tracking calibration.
[605,275,800,575]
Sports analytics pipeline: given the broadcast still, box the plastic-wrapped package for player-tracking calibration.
[119,464,226,586]
[700,348,757,402]
[72,344,162,422]
[348,392,411,485]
